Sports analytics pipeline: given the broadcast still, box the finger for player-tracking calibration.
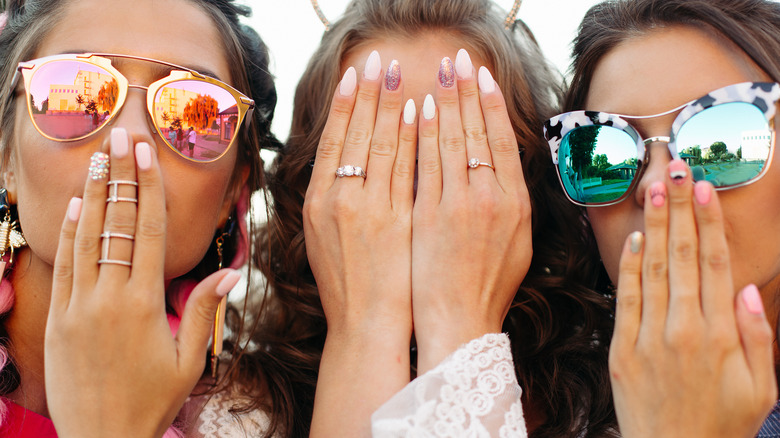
[50,197,82,314]
[735,284,777,405]
[176,269,242,377]
[99,128,138,280]
[478,67,523,194]
[434,56,468,193]
[308,67,358,195]
[693,181,734,323]
[665,160,702,322]
[72,148,111,292]
[614,231,644,350]
[415,94,441,205]
[130,142,166,289]
[365,59,404,196]
[390,98,417,211]
[454,50,493,186]
[338,50,383,182]
[638,180,669,340]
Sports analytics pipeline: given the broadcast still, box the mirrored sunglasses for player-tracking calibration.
[543,82,780,206]
[12,53,255,163]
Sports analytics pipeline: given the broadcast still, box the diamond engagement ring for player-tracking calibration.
[468,158,495,170]
[336,165,367,179]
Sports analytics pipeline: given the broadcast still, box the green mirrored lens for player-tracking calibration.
[559,125,639,204]
[675,102,770,187]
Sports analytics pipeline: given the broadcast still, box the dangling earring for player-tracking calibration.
[0,188,26,278]
[210,216,236,378]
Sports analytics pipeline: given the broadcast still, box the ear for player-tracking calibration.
[217,163,250,228]
[2,167,17,206]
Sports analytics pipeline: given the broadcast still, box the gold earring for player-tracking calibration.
[210,223,233,378]
[0,188,26,278]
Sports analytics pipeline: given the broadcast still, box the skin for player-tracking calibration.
[307,33,530,436]
[585,26,777,437]
[3,0,246,435]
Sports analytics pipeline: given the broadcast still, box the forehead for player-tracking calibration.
[342,32,488,109]
[33,0,232,83]
[585,25,769,116]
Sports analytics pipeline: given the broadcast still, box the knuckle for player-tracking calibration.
[702,251,729,272]
[664,322,701,350]
[316,135,343,159]
[103,213,136,235]
[369,137,395,158]
[344,127,372,149]
[356,85,380,105]
[463,124,487,144]
[417,156,440,177]
[669,238,697,262]
[52,262,72,284]
[441,135,465,153]
[330,97,355,119]
[645,259,668,281]
[73,233,100,256]
[392,157,414,180]
[616,290,641,311]
[136,217,166,240]
[490,135,518,155]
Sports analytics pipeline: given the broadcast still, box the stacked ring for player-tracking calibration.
[336,165,367,179]
[467,157,495,170]
[97,231,134,267]
[106,180,139,203]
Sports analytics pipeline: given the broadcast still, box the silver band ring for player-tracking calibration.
[107,180,139,204]
[98,231,134,267]
[468,158,495,170]
[336,165,367,179]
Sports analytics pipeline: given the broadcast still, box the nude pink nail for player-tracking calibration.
[339,67,357,96]
[217,270,242,297]
[67,197,82,222]
[742,284,764,315]
[478,66,495,94]
[694,181,711,205]
[455,49,473,80]
[136,142,152,170]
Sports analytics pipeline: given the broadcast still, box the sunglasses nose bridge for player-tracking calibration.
[632,141,674,207]
[109,83,160,142]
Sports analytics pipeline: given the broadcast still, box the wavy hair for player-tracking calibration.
[257,0,617,436]
[0,0,282,435]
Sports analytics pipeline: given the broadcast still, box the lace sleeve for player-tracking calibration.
[178,385,274,438]
[371,333,527,437]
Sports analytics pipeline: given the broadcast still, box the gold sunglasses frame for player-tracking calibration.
[12,53,255,163]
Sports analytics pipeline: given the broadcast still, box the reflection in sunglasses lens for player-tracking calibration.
[675,102,770,187]
[28,60,119,140]
[560,125,639,204]
[154,80,239,162]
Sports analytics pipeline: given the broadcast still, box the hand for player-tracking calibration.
[610,160,776,438]
[44,128,240,438]
[305,52,416,437]
[412,51,532,373]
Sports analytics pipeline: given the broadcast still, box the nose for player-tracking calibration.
[107,86,158,148]
[633,140,673,208]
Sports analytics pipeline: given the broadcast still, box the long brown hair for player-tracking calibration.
[257,0,617,436]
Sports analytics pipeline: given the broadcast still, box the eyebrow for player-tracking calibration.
[59,50,224,81]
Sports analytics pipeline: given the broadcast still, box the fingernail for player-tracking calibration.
[650,181,666,207]
[742,284,764,315]
[385,59,400,91]
[694,181,711,205]
[364,50,381,81]
[629,231,644,254]
[67,197,82,222]
[89,152,110,180]
[111,128,128,158]
[455,49,473,80]
[136,142,152,170]
[216,270,242,297]
[668,159,687,185]
[422,94,435,120]
[339,67,357,96]
[478,66,496,94]
[403,99,416,125]
[438,57,454,88]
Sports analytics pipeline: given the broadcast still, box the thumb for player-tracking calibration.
[735,284,777,409]
[175,269,242,375]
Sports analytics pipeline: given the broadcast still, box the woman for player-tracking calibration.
[0,0,282,435]
[259,0,616,436]
[545,0,779,435]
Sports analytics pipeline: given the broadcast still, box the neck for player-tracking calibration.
[4,248,52,417]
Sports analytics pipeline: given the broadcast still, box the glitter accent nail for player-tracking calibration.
[438,57,454,88]
[385,60,401,91]
[89,152,110,180]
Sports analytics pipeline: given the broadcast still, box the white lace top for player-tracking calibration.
[371,333,527,437]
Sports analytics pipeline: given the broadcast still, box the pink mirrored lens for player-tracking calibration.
[28,60,119,140]
[154,80,240,162]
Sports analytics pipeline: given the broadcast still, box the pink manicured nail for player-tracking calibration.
[111,128,128,158]
[67,197,82,222]
[650,181,666,207]
[385,60,401,91]
[694,181,711,205]
[455,49,473,80]
[478,66,495,94]
[742,284,764,315]
[668,159,687,185]
[364,50,381,81]
[339,67,357,96]
[135,142,152,170]
[438,57,454,88]
[216,270,242,296]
